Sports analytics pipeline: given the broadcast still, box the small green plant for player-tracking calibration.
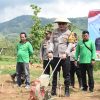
[94,61,100,71]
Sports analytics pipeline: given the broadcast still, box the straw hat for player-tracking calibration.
[54,17,71,23]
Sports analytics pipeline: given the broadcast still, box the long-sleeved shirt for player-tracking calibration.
[75,39,96,63]
[17,41,33,63]
[48,28,71,57]
[70,42,77,61]
[40,39,51,60]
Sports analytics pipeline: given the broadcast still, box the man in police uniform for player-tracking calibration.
[40,31,52,75]
[48,17,72,96]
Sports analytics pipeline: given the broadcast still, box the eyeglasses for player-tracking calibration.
[58,23,66,25]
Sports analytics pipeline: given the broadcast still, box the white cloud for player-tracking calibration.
[0,0,100,23]
[0,5,32,23]
[38,1,100,18]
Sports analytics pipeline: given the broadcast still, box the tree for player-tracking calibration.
[30,4,53,50]
[30,4,43,50]
[29,4,53,63]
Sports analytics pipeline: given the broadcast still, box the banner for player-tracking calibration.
[88,10,100,60]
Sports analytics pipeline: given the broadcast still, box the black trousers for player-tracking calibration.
[79,63,94,90]
[51,57,70,88]
[43,60,51,75]
[70,61,82,87]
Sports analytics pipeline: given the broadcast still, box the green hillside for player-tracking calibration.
[0,15,88,38]
[0,15,88,61]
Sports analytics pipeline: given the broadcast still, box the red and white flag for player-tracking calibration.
[88,10,100,60]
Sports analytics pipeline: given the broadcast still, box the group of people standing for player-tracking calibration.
[11,17,96,97]
[40,17,96,97]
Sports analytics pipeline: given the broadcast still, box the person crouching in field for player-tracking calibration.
[16,32,33,89]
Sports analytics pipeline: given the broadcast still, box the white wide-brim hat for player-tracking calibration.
[54,17,71,23]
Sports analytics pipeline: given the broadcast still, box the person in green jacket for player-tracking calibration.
[16,32,33,89]
[75,30,96,92]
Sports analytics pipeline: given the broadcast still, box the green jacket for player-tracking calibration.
[75,39,96,63]
[17,41,33,63]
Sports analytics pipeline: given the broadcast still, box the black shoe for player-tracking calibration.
[82,88,87,91]
[89,89,93,92]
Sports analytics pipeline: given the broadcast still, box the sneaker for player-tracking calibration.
[25,85,30,89]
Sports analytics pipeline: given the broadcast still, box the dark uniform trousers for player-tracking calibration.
[43,60,51,75]
[51,57,70,92]
[70,61,82,88]
[79,63,94,90]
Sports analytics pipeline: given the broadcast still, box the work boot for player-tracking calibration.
[65,86,70,97]
[51,87,56,96]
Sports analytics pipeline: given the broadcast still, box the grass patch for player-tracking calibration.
[0,65,16,74]
[0,61,16,65]
[0,55,16,65]
[0,65,42,80]
[94,70,100,83]
[0,65,100,82]
[0,55,100,83]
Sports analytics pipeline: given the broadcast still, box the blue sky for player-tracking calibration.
[0,0,100,23]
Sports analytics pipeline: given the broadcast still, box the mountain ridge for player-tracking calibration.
[0,15,88,35]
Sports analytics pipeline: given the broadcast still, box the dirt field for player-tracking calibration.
[0,74,100,100]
